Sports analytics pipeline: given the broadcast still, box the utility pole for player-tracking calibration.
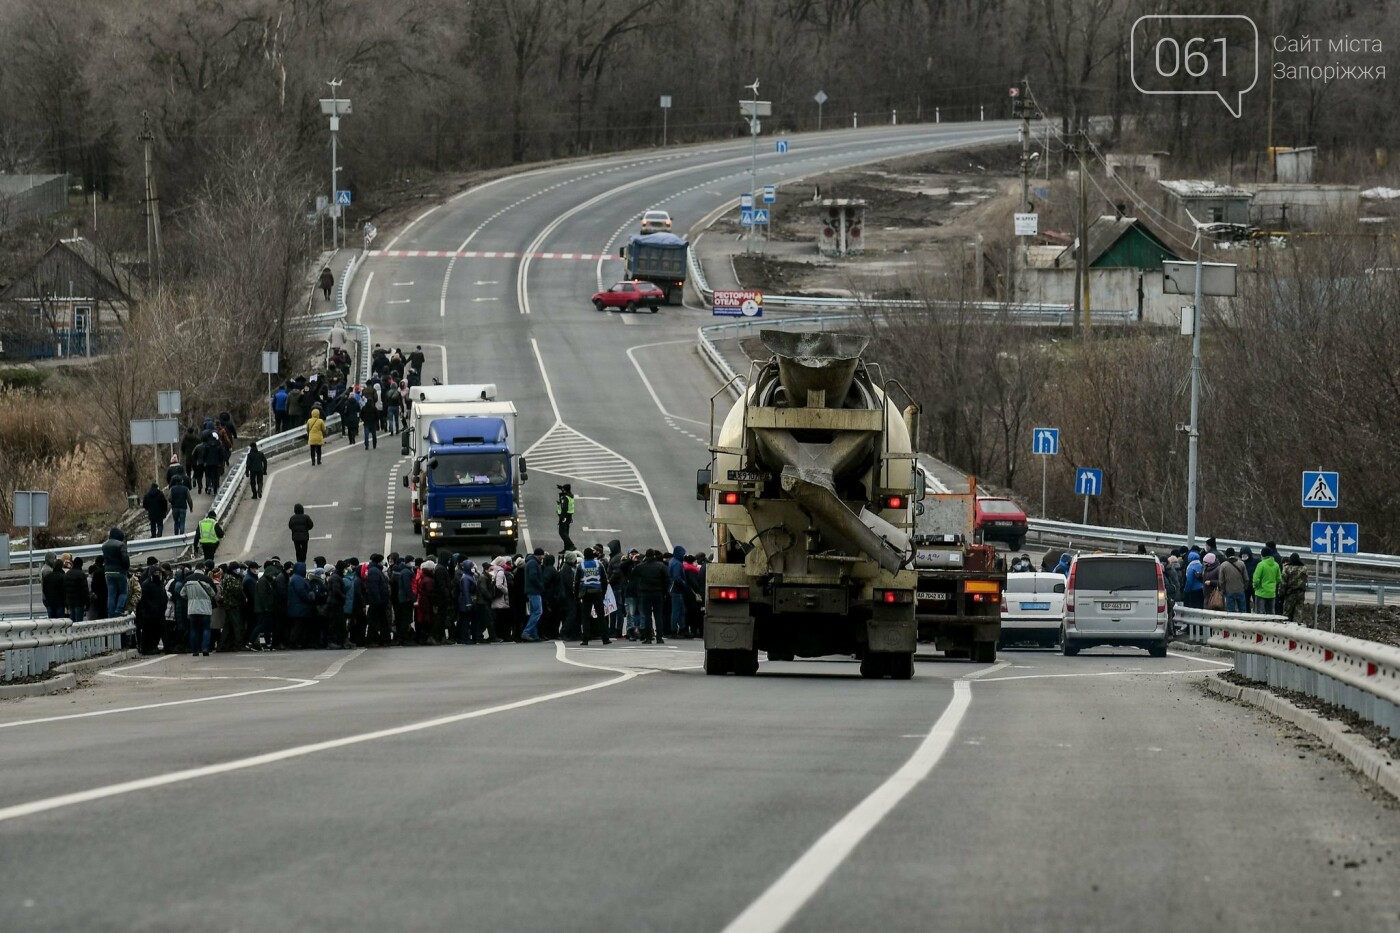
[323,79,347,250]
[1071,132,1087,338]
[746,78,760,256]
[1019,79,1032,213]
[1184,230,1206,551]
[139,111,162,284]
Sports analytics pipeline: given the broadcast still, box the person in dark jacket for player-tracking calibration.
[164,568,187,653]
[558,551,582,640]
[456,560,479,644]
[394,557,416,645]
[540,553,562,640]
[361,394,381,450]
[218,411,238,441]
[521,549,545,641]
[89,557,107,621]
[202,437,226,495]
[136,562,168,655]
[101,528,131,618]
[168,474,193,536]
[272,561,293,648]
[287,562,316,648]
[142,483,169,538]
[364,554,392,645]
[288,504,314,563]
[319,266,334,300]
[41,553,66,619]
[248,559,279,650]
[667,544,690,639]
[415,560,438,644]
[165,453,186,487]
[64,557,89,624]
[246,441,268,499]
[433,556,456,643]
[508,557,527,641]
[633,550,668,644]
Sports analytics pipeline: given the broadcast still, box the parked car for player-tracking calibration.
[1061,553,1168,657]
[975,496,1028,549]
[1000,572,1065,648]
[640,210,672,234]
[592,280,665,313]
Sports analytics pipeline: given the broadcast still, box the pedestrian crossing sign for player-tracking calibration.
[1301,470,1339,509]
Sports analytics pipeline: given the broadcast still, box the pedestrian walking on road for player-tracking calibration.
[556,484,576,551]
[319,266,334,301]
[306,407,325,465]
[136,562,168,655]
[365,554,392,645]
[169,473,193,536]
[288,504,314,563]
[142,483,169,538]
[246,441,268,499]
[361,393,380,449]
[668,545,691,638]
[578,548,610,646]
[197,510,225,561]
[522,549,545,641]
[384,381,402,435]
[273,385,290,433]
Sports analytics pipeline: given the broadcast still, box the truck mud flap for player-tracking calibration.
[866,616,916,654]
[704,605,754,651]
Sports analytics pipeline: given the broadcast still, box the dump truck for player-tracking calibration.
[698,330,920,679]
[911,475,1004,662]
[400,384,527,551]
[620,232,688,304]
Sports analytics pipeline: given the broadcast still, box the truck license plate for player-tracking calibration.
[461,522,482,530]
[917,591,949,601]
[1100,601,1131,611]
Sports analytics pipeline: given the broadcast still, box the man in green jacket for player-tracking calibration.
[1251,548,1282,615]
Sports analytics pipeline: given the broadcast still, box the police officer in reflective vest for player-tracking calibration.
[197,509,225,561]
[556,484,576,551]
[578,547,610,646]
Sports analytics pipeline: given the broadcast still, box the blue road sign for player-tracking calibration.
[740,208,755,227]
[335,189,352,206]
[763,184,776,203]
[1311,521,1359,554]
[1301,470,1339,508]
[752,208,770,224]
[1075,468,1103,497]
[1032,427,1059,456]
[776,139,790,154]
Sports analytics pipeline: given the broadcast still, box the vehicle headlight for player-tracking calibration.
[500,519,514,529]
[427,521,442,530]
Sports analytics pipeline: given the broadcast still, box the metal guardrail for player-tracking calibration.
[1180,608,1400,738]
[6,252,366,574]
[2,614,133,681]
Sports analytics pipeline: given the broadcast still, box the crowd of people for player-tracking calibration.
[1015,536,1312,624]
[74,536,711,657]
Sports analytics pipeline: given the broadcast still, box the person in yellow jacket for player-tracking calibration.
[306,407,325,465]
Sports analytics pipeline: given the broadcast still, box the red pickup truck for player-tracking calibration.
[592,280,665,313]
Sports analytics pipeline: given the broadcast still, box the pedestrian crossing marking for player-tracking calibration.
[524,423,645,496]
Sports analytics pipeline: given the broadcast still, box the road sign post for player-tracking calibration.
[1075,467,1102,525]
[814,89,827,130]
[14,491,50,617]
[1311,521,1357,632]
[262,350,280,434]
[1301,469,1339,627]
[660,95,671,146]
[1032,427,1059,518]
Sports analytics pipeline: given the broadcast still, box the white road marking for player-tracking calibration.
[387,298,411,305]
[978,667,1221,683]
[472,297,499,302]
[625,340,713,428]
[392,281,415,287]
[722,679,974,933]
[474,280,499,285]
[0,646,642,824]
[315,648,366,680]
[525,338,672,550]
[301,502,340,509]
[0,676,315,731]
[354,271,374,325]
[1168,650,1232,666]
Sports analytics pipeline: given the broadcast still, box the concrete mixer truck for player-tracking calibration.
[697,330,921,679]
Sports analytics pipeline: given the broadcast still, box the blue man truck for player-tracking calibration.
[400,385,526,552]
[620,232,688,304]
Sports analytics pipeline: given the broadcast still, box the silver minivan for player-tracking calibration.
[1062,554,1168,657]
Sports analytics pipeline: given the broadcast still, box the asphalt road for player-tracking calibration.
[6,125,1400,931]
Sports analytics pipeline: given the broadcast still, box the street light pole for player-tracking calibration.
[1184,233,1205,552]
[747,79,759,256]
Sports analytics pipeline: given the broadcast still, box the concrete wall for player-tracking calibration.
[1015,268,1182,325]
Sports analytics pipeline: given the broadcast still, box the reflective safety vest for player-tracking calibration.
[557,493,575,517]
[580,559,602,592]
[197,517,220,544]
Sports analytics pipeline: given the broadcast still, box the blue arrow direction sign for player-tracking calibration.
[1075,467,1103,496]
[1301,470,1339,508]
[776,139,790,154]
[1032,427,1059,456]
[1311,521,1359,554]
[335,189,352,206]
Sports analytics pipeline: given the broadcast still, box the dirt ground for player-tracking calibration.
[723,143,1025,298]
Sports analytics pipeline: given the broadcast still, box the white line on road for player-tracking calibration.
[239,442,359,556]
[387,299,411,305]
[979,667,1222,683]
[722,679,974,933]
[1168,651,1232,667]
[0,675,315,731]
[301,502,340,509]
[354,271,374,325]
[626,340,712,428]
[392,281,415,286]
[315,648,366,680]
[0,648,641,824]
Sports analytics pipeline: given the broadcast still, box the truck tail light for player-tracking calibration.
[719,491,740,506]
[874,589,913,605]
[709,586,749,602]
[880,494,906,509]
[963,580,999,595]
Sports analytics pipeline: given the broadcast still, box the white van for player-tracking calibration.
[1000,572,1065,648]
[1062,554,1168,657]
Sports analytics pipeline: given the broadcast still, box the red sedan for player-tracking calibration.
[592,280,664,313]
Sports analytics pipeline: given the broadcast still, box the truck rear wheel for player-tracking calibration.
[893,653,915,680]
[704,649,730,675]
[971,641,997,664]
[859,654,885,678]
[733,649,759,676]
